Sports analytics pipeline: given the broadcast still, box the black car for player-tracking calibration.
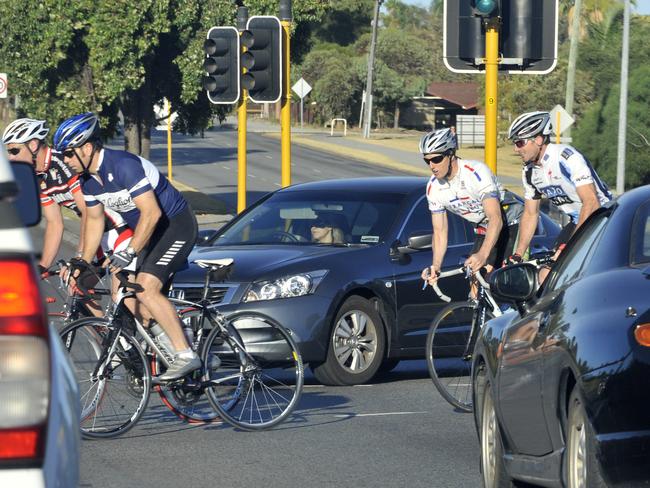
[173,177,559,385]
[472,185,650,487]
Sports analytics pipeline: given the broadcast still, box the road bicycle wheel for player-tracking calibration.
[60,317,151,438]
[427,301,492,412]
[152,309,221,424]
[202,312,304,430]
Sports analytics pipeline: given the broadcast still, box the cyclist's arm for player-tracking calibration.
[575,183,600,230]
[473,197,503,264]
[40,203,64,269]
[81,203,105,263]
[431,211,448,272]
[513,198,540,257]
[130,189,162,253]
[72,189,87,257]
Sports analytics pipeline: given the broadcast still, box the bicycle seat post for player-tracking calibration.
[202,267,214,302]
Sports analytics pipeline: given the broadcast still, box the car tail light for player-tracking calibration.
[0,259,49,464]
[634,323,650,347]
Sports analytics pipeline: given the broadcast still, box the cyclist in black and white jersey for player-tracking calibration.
[420,128,522,288]
[507,111,612,277]
[2,118,133,273]
[54,113,199,380]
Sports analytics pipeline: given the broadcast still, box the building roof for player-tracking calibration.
[425,83,479,110]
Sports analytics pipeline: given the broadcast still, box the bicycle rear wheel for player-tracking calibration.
[426,301,489,412]
[60,317,151,438]
[202,312,304,430]
[153,309,221,423]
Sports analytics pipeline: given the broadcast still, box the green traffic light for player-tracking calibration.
[475,0,497,15]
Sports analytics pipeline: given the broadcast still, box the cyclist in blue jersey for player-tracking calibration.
[54,113,199,380]
[507,111,612,279]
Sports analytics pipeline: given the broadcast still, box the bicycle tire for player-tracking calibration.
[426,301,492,412]
[60,317,151,438]
[153,309,221,424]
[202,311,304,430]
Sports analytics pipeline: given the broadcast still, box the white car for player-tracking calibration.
[0,147,80,487]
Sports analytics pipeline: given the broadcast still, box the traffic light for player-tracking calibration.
[443,0,558,74]
[203,26,240,104]
[241,16,282,104]
[472,0,501,17]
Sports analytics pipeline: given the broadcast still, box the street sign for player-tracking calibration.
[291,77,311,99]
[549,104,574,135]
[0,73,7,99]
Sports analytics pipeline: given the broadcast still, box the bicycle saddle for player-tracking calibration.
[193,258,234,269]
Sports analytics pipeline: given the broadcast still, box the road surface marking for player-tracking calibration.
[334,411,428,418]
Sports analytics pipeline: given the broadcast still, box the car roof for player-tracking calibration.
[279,177,428,195]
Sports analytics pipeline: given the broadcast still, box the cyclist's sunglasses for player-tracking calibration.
[513,139,530,149]
[7,147,21,156]
[62,149,76,159]
[423,154,446,165]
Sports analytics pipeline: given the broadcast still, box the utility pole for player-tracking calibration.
[363,0,382,139]
[564,0,583,138]
[616,0,630,195]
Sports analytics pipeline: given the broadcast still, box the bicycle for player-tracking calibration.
[60,258,304,438]
[424,253,554,412]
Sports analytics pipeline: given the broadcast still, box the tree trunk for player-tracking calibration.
[121,75,153,159]
[393,102,400,130]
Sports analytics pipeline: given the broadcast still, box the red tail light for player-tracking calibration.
[0,258,49,465]
[635,323,650,347]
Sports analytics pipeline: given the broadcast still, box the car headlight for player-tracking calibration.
[243,270,328,302]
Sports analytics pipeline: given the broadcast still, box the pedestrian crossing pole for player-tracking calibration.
[280,0,292,188]
[237,5,248,213]
[484,17,499,175]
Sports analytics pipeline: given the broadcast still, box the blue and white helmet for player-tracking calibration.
[53,112,100,151]
[419,128,457,155]
[2,118,49,144]
[508,111,552,141]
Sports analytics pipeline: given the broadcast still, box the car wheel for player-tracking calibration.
[313,296,386,386]
[565,390,606,488]
[480,382,515,488]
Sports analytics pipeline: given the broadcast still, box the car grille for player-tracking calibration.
[168,285,233,304]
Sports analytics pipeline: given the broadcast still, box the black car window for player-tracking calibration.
[400,197,467,246]
[631,200,650,265]
[544,212,609,292]
[214,190,405,245]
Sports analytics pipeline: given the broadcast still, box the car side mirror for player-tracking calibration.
[396,231,432,255]
[10,161,41,227]
[195,229,218,247]
[489,263,538,314]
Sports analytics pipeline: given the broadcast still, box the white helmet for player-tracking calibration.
[2,118,49,145]
[419,128,457,155]
[508,111,552,141]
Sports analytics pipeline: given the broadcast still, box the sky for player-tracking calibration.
[400,0,650,15]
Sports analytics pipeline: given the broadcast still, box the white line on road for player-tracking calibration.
[334,411,429,418]
[265,155,273,159]
[223,166,230,170]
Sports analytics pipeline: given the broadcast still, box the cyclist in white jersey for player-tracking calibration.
[420,128,522,288]
[507,111,612,276]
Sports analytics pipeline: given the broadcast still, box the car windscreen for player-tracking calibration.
[214,190,405,246]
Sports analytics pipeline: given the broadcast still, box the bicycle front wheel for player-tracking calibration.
[202,312,304,430]
[426,301,485,412]
[60,318,151,438]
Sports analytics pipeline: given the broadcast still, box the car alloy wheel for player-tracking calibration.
[481,385,498,486]
[568,414,586,488]
[566,390,605,488]
[333,309,378,374]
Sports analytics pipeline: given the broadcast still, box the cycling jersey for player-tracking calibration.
[81,148,187,229]
[522,144,612,223]
[426,159,516,231]
[39,148,82,216]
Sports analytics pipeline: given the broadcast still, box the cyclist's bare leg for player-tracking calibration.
[134,272,190,351]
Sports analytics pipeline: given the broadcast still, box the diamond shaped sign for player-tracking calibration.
[549,104,575,135]
[291,77,312,100]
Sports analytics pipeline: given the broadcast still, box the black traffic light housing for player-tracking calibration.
[203,26,240,104]
[241,16,282,104]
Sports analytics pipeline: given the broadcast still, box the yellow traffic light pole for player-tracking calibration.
[237,6,248,214]
[280,18,291,188]
[484,18,499,175]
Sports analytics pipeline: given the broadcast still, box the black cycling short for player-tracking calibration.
[554,221,576,250]
[471,223,519,268]
[136,205,197,285]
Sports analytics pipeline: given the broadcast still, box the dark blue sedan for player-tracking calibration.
[172,177,559,385]
[473,185,650,487]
